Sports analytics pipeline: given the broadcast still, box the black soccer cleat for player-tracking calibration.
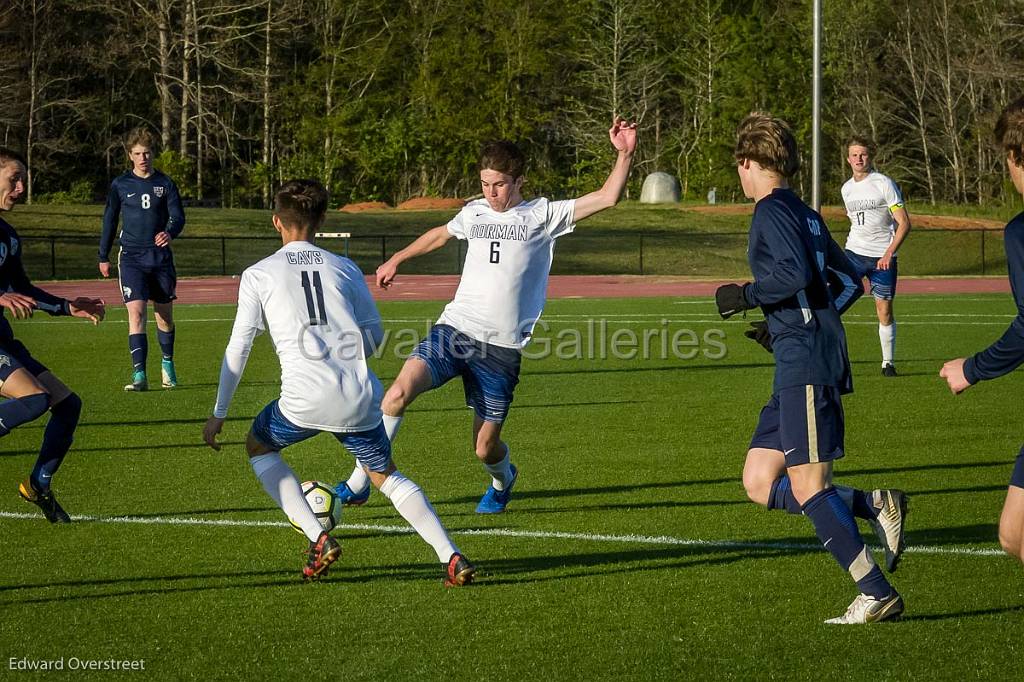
[302,531,341,582]
[18,480,71,524]
[881,363,897,377]
[444,552,476,587]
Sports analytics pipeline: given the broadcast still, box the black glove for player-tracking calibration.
[715,283,752,319]
[744,320,773,353]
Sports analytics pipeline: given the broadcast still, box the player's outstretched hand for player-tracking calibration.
[69,297,105,325]
[0,292,36,320]
[376,260,398,289]
[98,262,111,278]
[203,416,225,451]
[940,358,972,395]
[609,117,638,155]
[744,320,773,353]
[715,282,752,319]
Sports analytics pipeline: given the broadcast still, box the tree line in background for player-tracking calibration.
[1,0,1022,210]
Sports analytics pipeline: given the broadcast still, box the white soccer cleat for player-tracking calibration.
[868,489,908,572]
[825,592,904,625]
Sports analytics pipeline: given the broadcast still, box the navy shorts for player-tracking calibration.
[845,249,897,300]
[410,324,521,423]
[1012,446,1024,489]
[250,400,393,473]
[0,337,48,382]
[118,247,177,304]
[749,385,845,467]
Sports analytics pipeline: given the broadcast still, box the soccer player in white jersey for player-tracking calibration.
[841,136,912,376]
[335,118,637,513]
[203,179,474,586]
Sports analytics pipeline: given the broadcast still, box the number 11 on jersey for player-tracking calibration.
[301,271,327,325]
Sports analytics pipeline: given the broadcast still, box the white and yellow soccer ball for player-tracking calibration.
[289,481,342,534]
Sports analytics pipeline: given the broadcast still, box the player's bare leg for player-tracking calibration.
[365,463,473,586]
[124,299,149,390]
[877,298,896,376]
[742,447,786,506]
[154,301,177,388]
[473,415,517,513]
[336,358,434,504]
[998,486,1024,564]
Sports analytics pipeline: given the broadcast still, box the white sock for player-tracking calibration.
[250,453,322,542]
[879,323,895,366]
[482,444,513,491]
[380,471,458,562]
[346,465,370,495]
[383,414,403,441]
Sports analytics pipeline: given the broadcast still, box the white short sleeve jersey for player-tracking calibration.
[437,197,575,348]
[218,241,383,432]
[842,171,905,258]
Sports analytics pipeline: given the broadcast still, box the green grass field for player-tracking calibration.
[8,202,1015,280]
[1,294,1022,679]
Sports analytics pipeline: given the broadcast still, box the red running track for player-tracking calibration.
[35,274,1012,306]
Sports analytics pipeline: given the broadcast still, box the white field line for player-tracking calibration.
[0,510,1003,558]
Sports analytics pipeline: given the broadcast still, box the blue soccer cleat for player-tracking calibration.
[333,481,370,506]
[123,370,148,392]
[161,359,178,388]
[475,464,518,514]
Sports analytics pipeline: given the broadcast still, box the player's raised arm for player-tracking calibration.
[572,118,638,223]
[375,224,452,288]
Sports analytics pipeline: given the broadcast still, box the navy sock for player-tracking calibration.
[157,327,175,361]
[0,393,49,437]
[768,476,803,514]
[129,333,147,372]
[30,392,81,492]
[769,477,879,520]
[802,487,891,600]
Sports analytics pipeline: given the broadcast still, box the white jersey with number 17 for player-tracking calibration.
[842,171,905,259]
[437,197,576,349]
[214,241,383,432]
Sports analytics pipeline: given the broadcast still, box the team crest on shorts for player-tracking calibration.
[154,186,165,198]
[122,286,132,300]
[0,355,10,370]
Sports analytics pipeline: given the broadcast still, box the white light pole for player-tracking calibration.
[811,0,822,210]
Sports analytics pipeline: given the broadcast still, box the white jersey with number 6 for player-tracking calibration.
[842,171,905,259]
[437,197,576,348]
[214,241,383,432]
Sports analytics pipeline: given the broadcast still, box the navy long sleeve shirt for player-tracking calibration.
[741,188,863,395]
[0,218,70,340]
[99,170,184,261]
[964,212,1024,384]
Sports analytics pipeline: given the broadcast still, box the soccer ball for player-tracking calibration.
[289,481,341,534]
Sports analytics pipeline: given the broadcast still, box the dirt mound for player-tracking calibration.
[397,197,466,210]
[339,201,391,212]
[685,203,1003,229]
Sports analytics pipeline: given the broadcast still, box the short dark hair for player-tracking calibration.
[846,134,876,156]
[125,127,157,152]
[479,140,525,178]
[995,97,1024,166]
[0,147,26,170]
[734,112,799,178]
[274,179,329,230]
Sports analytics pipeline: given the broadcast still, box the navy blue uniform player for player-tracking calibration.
[0,148,105,522]
[942,97,1024,565]
[99,127,184,392]
[716,113,906,624]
